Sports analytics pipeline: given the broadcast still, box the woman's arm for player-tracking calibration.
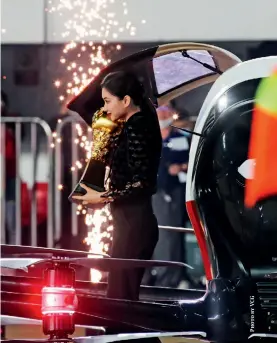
[101,116,155,201]
[73,115,161,205]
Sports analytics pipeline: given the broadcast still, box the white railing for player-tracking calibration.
[1,116,194,248]
[1,117,54,247]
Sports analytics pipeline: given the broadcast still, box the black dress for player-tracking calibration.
[102,110,162,300]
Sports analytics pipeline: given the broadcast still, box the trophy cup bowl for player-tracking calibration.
[68,109,123,205]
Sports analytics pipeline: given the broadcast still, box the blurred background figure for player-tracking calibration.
[1,91,16,244]
[144,104,191,288]
[173,109,195,143]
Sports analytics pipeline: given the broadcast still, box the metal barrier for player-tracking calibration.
[1,117,54,247]
[1,116,193,249]
[54,116,194,245]
[54,116,92,244]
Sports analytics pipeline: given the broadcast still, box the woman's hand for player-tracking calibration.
[72,183,113,205]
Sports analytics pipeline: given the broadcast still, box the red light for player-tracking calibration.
[42,286,78,315]
[42,266,77,338]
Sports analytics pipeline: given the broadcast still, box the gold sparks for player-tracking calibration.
[48,0,145,282]
[48,0,145,100]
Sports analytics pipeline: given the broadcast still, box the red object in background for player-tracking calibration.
[245,104,277,207]
[36,182,48,225]
[21,182,48,227]
[245,69,277,208]
[21,182,31,227]
[1,126,16,178]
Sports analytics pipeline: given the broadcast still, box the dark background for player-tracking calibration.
[2,40,277,122]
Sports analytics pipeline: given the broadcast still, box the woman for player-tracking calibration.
[73,71,162,300]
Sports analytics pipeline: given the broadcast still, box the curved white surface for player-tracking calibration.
[186,56,277,202]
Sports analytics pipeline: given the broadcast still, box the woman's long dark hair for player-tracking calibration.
[100,70,157,118]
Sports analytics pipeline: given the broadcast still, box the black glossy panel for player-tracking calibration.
[194,79,277,277]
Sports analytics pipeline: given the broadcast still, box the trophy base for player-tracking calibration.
[68,181,106,205]
[68,158,106,206]
[74,181,105,195]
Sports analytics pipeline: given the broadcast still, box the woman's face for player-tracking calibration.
[102,87,128,121]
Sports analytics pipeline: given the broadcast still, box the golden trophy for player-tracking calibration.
[68,108,123,204]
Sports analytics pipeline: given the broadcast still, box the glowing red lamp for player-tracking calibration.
[42,265,77,339]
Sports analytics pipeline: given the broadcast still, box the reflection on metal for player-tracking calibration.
[0,117,54,247]
[159,226,194,234]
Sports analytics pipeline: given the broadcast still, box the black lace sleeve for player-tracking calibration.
[101,115,154,200]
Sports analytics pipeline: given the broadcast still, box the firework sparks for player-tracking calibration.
[47,0,145,99]
[84,206,113,282]
[49,0,145,282]
[84,206,113,255]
